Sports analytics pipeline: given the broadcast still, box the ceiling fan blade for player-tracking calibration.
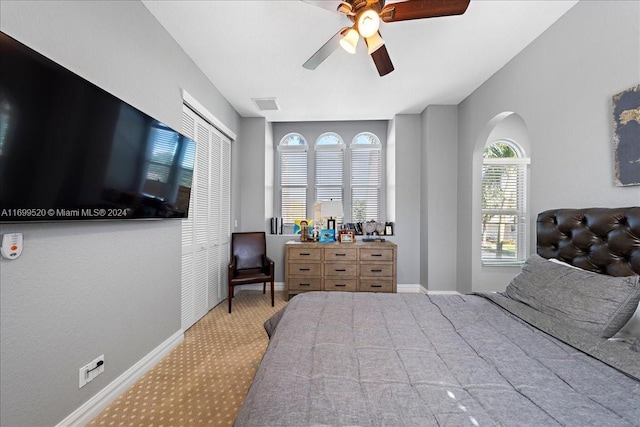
[303,28,350,70]
[301,0,350,15]
[380,0,470,23]
[370,43,394,76]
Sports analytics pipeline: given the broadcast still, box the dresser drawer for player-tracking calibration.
[324,247,357,261]
[324,263,357,277]
[288,262,322,276]
[323,279,357,292]
[360,263,393,277]
[288,247,322,261]
[285,241,396,301]
[288,277,322,291]
[359,279,394,293]
[360,248,394,262]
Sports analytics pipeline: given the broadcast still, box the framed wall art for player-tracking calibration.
[612,85,640,186]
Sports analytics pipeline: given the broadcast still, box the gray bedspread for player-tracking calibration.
[235,292,640,426]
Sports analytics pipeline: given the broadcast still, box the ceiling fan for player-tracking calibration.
[302,0,471,76]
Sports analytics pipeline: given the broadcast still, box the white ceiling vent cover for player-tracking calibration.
[252,98,280,111]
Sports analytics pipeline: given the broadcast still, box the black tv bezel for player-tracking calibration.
[0,31,196,223]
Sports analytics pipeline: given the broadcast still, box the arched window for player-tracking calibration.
[315,132,345,220]
[481,139,529,263]
[351,132,382,222]
[275,128,385,229]
[278,133,308,224]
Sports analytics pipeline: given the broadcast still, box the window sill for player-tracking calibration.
[481,261,524,268]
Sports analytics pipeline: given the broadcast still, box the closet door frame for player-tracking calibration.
[180,94,234,331]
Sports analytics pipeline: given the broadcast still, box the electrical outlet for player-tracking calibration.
[79,355,105,388]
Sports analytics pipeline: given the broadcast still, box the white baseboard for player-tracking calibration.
[56,330,184,427]
[425,290,463,295]
[397,284,462,295]
[236,283,461,296]
[397,283,426,293]
[236,282,285,291]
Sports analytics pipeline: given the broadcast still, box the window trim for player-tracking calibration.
[314,132,345,223]
[277,133,309,225]
[481,139,530,266]
[349,132,383,223]
[276,129,385,230]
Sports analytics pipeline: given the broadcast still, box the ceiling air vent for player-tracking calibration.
[252,98,280,111]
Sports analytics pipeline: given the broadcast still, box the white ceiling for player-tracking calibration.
[142,0,578,122]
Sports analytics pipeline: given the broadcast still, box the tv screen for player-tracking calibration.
[0,31,196,222]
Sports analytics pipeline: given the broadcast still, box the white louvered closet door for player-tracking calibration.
[181,106,231,331]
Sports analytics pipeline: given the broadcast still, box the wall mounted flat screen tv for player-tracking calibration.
[0,31,196,222]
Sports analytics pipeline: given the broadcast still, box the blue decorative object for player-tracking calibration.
[319,229,335,243]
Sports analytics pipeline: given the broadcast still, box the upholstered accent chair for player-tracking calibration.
[227,232,275,313]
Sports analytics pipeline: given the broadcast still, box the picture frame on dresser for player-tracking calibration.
[338,230,355,243]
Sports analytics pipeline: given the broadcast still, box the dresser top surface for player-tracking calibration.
[285,240,396,248]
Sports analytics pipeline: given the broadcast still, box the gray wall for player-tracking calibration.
[389,115,422,286]
[268,120,394,282]
[235,117,270,232]
[456,0,640,293]
[421,106,458,291]
[2,0,639,425]
[0,1,239,426]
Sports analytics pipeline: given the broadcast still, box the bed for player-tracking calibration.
[235,207,640,426]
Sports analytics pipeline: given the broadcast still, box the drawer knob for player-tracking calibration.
[335,284,346,287]
[371,284,382,288]
[335,268,346,272]
[300,283,310,286]
[371,269,382,273]
[335,253,346,256]
[371,254,382,257]
[299,268,311,271]
[300,253,310,256]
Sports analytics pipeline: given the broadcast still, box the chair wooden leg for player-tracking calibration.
[263,282,266,294]
[270,279,275,307]
[228,285,233,313]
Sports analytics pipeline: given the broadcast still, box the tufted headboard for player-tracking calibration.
[537,207,640,276]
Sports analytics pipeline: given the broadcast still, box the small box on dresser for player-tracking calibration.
[284,240,397,301]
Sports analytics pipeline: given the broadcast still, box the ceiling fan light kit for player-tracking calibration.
[339,27,359,54]
[357,8,381,37]
[302,0,471,76]
[365,32,384,55]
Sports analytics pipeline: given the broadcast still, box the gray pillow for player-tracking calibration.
[504,254,640,338]
[610,302,640,344]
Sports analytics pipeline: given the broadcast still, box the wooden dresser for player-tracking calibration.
[284,240,397,301]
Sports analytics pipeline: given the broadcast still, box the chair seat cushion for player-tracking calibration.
[231,268,271,285]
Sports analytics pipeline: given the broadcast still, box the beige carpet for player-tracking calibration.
[88,290,287,427]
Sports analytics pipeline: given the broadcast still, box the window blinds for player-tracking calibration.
[351,148,381,221]
[280,150,308,224]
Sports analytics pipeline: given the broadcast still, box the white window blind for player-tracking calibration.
[315,133,344,221]
[351,137,381,222]
[279,133,308,224]
[481,153,529,264]
[146,124,179,183]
